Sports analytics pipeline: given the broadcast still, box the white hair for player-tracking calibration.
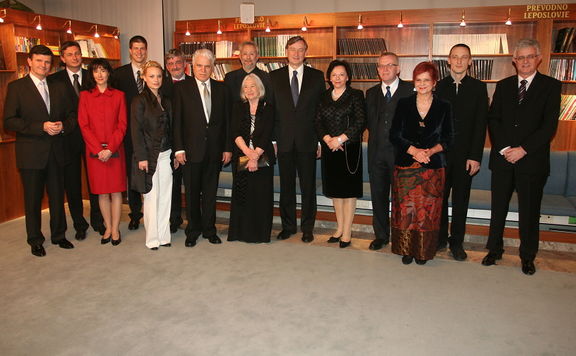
[192,48,215,66]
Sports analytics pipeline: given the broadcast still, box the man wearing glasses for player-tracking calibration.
[482,39,561,275]
[365,52,413,251]
[436,44,488,261]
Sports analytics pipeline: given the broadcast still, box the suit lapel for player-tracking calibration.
[189,79,207,123]
[278,66,295,108]
[26,75,50,117]
[522,72,542,106]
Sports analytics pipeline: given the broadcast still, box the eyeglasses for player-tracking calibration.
[514,54,539,61]
[377,63,399,69]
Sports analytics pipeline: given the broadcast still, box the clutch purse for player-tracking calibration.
[237,153,270,172]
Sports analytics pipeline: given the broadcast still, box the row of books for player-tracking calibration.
[560,95,576,120]
[550,59,576,81]
[348,62,378,80]
[433,59,494,80]
[337,38,387,55]
[554,28,576,53]
[215,40,234,58]
[77,39,107,58]
[179,41,217,58]
[15,36,41,53]
[432,33,509,55]
[254,35,298,57]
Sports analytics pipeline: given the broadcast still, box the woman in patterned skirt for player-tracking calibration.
[389,61,454,264]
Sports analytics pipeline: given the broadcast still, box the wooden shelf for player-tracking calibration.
[551,53,576,56]
[338,54,429,58]
[0,70,16,73]
[432,54,513,57]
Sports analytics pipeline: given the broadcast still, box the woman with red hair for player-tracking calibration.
[389,62,454,265]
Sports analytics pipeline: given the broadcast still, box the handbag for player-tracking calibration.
[237,153,270,172]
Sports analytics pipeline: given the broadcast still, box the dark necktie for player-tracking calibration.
[137,70,144,93]
[73,73,80,96]
[518,79,527,104]
[385,85,392,103]
[291,70,299,106]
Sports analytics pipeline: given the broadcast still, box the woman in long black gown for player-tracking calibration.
[228,73,275,243]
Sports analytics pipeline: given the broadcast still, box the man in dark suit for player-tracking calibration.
[3,45,76,256]
[436,44,488,261]
[48,41,105,240]
[224,41,272,104]
[111,35,148,230]
[161,48,190,233]
[365,52,414,250]
[173,48,232,247]
[269,36,325,243]
[482,39,561,275]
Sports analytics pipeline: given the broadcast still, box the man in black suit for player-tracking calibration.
[224,41,272,104]
[269,36,325,243]
[3,45,76,256]
[365,52,414,250]
[48,41,105,240]
[482,39,561,275]
[111,35,148,230]
[436,44,488,261]
[161,48,190,233]
[173,48,231,247]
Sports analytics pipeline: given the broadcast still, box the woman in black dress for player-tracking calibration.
[315,60,366,248]
[228,73,276,243]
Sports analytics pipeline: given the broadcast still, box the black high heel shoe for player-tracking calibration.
[402,256,414,265]
[415,259,427,265]
[111,232,122,246]
[339,240,351,248]
[327,236,341,243]
[101,236,111,245]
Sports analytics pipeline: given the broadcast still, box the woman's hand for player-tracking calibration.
[408,146,430,164]
[98,149,112,162]
[326,137,343,152]
[247,158,258,172]
[139,160,149,173]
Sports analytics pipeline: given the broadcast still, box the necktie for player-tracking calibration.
[385,85,392,103]
[203,82,211,121]
[136,70,144,93]
[39,81,50,114]
[291,70,299,106]
[518,79,527,104]
[72,73,80,96]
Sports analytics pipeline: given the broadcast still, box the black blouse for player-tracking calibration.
[389,94,454,168]
[315,87,366,143]
[231,100,276,165]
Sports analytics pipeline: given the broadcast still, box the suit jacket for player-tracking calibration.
[224,67,272,105]
[389,94,454,169]
[270,65,326,153]
[436,74,488,164]
[231,100,276,166]
[111,63,140,149]
[3,75,76,169]
[172,77,231,163]
[48,68,89,154]
[315,87,366,143]
[488,72,561,175]
[365,79,414,166]
[131,87,173,193]
[160,73,192,99]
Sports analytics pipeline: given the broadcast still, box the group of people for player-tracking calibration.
[3,34,560,275]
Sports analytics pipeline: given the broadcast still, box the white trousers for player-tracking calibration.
[143,149,173,248]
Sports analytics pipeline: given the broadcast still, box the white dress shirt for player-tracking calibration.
[381,76,399,97]
[195,77,211,123]
[66,67,82,86]
[287,64,304,93]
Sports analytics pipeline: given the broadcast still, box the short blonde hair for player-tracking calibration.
[141,60,163,76]
[240,73,265,102]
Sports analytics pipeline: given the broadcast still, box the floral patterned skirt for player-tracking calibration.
[391,163,445,261]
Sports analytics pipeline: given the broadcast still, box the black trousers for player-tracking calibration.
[124,142,143,221]
[170,165,184,226]
[19,150,67,246]
[368,151,395,242]
[277,150,317,234]
[486,169,547,261]
[63,147,103,231]
[439,159,473,248]
[183,159,221,238]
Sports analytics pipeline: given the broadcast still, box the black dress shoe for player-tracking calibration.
[437,239,448,251]
[415,259,427,265]
[75,229,87,241]
[160,243,172,247]
[53,239,74,249]
[327,236,340,243]
[150,247,159,251]
[185,236,197,247]
[31,245,46,257]
[481,252,503,266]
[277,230,295,240]
[206,235,222,244]
[521,259,536,275]
[402,255,413,265]
[111,232,122,246]
[450,245,468,261]
[301,232,314,243]
[369,238,388,251]
[128,219,140,230]
[339,240,351,248]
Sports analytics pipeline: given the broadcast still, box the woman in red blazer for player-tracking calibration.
[78,59,127,245]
